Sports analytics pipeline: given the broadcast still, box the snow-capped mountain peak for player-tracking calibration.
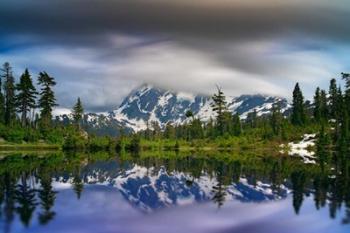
[110,85,288,131]
[56,84,289,134]
[111,84,210,131]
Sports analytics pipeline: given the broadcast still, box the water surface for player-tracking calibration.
[0,152,349,233]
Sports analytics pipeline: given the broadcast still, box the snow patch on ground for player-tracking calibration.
[283,134,317,164]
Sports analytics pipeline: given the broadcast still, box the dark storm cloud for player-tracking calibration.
[1,0,349,112]
[0,0,349,44]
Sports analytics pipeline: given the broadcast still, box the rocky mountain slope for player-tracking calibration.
[56,84,290,135]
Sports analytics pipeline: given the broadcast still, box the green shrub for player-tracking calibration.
[46,129,65,144]
[5,128,25,143]
[63,133,86,150]
[0,124,7,139]
[24,129,40,142]
[88,136,112,151]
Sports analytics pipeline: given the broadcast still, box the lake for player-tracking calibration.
[0,151,349,233]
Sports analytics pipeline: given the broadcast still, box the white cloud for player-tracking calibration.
[2,34,348,111]
[53,107,71,116]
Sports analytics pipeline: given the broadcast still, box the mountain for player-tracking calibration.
[110,84,289,132]
[55,84,290,135]
[110,85,210,131]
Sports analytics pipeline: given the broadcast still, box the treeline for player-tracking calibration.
[0,62,97,148]
[0,62,61,143]
[314,74,350,165]
[2,61,349,153]
[122,73,350,153]
[135,87,291,142]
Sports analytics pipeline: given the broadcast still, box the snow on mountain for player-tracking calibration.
[56,84,290,134]
[228,95,288,119]
[110,84,289,132]
[111,84,210,131]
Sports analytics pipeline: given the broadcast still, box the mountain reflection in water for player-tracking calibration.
[0,151,349,233]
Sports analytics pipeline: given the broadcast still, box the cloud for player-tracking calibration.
[0,0,349,111]
[1,0,350,43]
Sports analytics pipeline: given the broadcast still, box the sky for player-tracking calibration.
[1,0,350,112]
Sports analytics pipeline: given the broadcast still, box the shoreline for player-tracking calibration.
[0,143,61,151]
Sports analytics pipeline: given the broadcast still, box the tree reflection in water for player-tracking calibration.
[0,150,349,231]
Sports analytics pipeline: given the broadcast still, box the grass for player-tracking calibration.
[136,137,286,154]
[0,141,61,151]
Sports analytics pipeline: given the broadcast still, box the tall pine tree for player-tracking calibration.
[232,113,241,136]
[211,86,228,136]
[270,103,283,136]
[329,78,339,120]
[342,72,350,116]
[38,72,57,129]
[313,87,328,123]
[1,62,16,125]
[0,66,5,124]
[320,90,328,121]
[313,87,322,122]
[291,83,306,126]
[72,97,84,130]
[342,72,350,140]
[16,69,37,126]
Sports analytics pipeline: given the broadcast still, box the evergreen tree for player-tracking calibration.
[342,72,350,138]
[144,121,152,140]
[16,69,37,126]
[337,87,344,120]
[211,86,228,136]
[185,110,194,140]
[151,121,161,139]
[342,72,350,116]
[38,72,57,129]
[313,87,322,122]
[205,117,215,138]
[246,109,258,128]
[190,118,204,139]
[72,97,84,129]
[313,88,328,123]
[332,87,345,142]
[222,111,233,136]
[291,83,306,126]
[232,113,241,136]
[270,103,283,136]
[320,90,328,121]
[1,62,16,125]
[0,70,5,124]
[164,122,176,139]
[329,78,339,120]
